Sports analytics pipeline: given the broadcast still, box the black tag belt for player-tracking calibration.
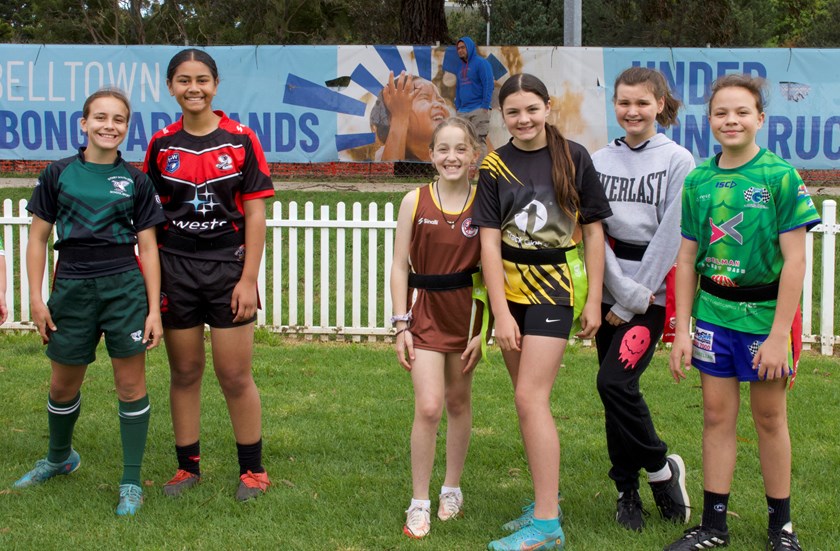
[700,275,779,303]
[160,231,244,253]
[58,244,135,262]
[408,267,479,291]
[610,237,648,261]
[501,243,573,265]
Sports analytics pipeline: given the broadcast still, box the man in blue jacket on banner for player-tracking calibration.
[455,36,494,164]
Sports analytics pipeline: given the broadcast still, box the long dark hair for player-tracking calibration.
[498,73,579,219]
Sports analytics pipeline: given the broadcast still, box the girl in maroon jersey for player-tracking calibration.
[144,49,274,501]
[390,117,483,538]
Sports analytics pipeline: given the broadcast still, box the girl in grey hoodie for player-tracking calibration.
[591,67,695,533]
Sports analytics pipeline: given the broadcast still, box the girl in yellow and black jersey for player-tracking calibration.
[473,73,611,551]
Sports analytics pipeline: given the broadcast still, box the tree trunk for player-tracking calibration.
[398,0,449,44]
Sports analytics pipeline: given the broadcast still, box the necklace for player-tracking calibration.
[435,180,471,230]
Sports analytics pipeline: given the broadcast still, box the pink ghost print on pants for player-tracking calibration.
[618,326,651,370]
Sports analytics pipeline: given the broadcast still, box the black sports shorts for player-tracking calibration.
[507,302,573,339]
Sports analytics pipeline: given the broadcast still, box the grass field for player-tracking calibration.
[1,331,839,550]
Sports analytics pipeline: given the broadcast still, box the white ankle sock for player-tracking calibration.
[440,485,462,497]
[410,498,431,510]
[647,463,672,483]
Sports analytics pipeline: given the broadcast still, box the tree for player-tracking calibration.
[399,0,449,44]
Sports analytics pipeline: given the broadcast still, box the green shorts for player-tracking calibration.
[46,269,149,365]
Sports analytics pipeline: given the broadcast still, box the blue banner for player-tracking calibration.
[1,45,838,168]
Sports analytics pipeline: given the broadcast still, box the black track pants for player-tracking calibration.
[595,303,668,492]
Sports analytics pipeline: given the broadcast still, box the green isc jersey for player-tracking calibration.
[681,149,820,333]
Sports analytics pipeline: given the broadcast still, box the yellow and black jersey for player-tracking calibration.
[473,139,611,305]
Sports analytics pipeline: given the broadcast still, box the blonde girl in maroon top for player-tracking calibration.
[390,117,483,539]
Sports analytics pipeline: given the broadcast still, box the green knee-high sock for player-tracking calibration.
[47,393,81,463]
[119,395,150,486]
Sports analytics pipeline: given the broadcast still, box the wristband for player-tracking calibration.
[389,312,412,326]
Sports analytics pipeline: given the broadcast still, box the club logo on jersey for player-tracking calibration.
[709,212,743,245]
[514,200,547,234]
[693,327,714,351]
[216,154,233,171]
[234,244,246,261]
[461,217,478,238]
[109,177,132,197]
[130,330,143,342]
[744,186,770,208]
[165,153,180,173]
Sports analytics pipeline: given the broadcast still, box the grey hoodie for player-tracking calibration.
[591,133,695,321]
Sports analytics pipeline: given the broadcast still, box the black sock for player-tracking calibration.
[236,439,265,476]
[767,495,791,533]
[176,441,201,476]
[702,490,730,532]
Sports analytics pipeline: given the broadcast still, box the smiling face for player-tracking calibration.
[429,124,477,185]
[405,78,451,159]
[709,85,765,156]
[614,83,664,147]
[80,96,129,160]
[167,59,219,116]
[501,90,550,150]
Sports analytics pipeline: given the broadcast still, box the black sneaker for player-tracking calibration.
[650,454,691,523]
[664,525,730,550]
[616,489,647,531]
[767,524,802,551]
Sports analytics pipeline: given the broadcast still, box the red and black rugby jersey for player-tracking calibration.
[144,111,274,261]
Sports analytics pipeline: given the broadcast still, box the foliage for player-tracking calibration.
[3,0,840,46]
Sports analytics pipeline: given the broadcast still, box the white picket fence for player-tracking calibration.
[2,198,838,354]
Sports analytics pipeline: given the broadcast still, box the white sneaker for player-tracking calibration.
[403,504,431,538]
[437,491,464,521]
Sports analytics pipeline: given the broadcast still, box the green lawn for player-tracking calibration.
[1,332,838,550]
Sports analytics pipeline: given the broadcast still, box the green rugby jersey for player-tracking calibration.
[681,148,820,333]
[28,148,165,278]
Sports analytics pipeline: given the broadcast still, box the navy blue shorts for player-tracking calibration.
[691,320,792,382]
[507,302,573,339]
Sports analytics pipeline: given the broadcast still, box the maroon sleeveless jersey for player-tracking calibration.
[408,183,482,352]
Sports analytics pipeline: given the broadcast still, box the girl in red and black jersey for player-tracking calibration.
[144,49,274,501]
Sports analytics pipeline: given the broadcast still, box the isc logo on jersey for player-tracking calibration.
[165,153,180,173]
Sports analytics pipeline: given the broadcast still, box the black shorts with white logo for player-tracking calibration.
[507,302,573,339]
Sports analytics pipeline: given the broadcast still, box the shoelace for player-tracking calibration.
[169,469,194,483]
[617,494,649,520]
[241,470,270,489]
[773,530,801,551]
[120,485,143,502]
[405,506,430,529]
[439,492,461,512]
